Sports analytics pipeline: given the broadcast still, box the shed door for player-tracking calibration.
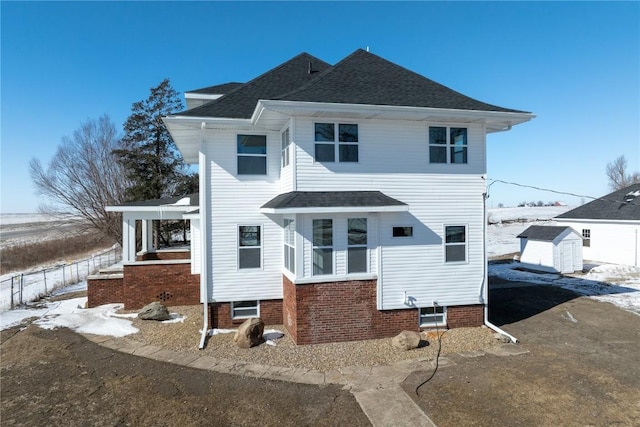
[560,242,574,273]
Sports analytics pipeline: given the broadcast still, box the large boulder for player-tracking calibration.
[137,302,171,321]
[233,318,265,349]
[392,330,422,351]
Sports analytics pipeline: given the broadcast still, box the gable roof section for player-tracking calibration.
[517,225,577,242]
[277,49,527,113]
[171,49,529,120]
[555,183,640,221]
[177,53,332,119]
[260,191,408,214]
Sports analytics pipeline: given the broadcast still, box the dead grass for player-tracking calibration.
[0,234,116,275]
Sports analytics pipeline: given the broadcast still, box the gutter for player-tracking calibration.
[483,190,519,343]
[198,122,209,349]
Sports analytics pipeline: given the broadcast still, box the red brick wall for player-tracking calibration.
[87,276,124,307]
[137,251,190,261]
[208,300,283,329]
[283,276,419,345]
[446,304,484,328]
[122,262,200,309]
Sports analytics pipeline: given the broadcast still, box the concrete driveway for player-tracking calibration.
[402,283,640,426]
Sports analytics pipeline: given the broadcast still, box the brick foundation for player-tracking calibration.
[208,300,283,329]
[446,304,484,328]
[136,251,190,261]
[283,276,419,345]
[87,261,199,309]
[87,275,124,308]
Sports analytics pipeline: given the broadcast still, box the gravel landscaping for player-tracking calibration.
[126,305,502,371]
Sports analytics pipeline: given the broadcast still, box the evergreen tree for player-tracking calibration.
[116,78,195,201]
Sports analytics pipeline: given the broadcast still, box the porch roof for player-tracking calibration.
[260,191,408,214]
[106,193,199,220]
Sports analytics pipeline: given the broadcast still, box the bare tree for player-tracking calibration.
[606,155,640,191]
[29,115,128,243]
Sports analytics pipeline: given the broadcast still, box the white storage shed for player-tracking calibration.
[517,225,583,273]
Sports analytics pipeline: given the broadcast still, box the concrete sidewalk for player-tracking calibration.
[83,333,525,426]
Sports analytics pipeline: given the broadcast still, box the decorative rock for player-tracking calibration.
[137,301,171,321]
[392,330,422,351]
[494,333,512,343]
[234,318,265,349]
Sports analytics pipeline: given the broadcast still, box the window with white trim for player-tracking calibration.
[429,127,467,164]
[314,123,358,162]
[232,300,259,319]
[348,218,367,273]
[445,225,467,263]
[238,225,261,269]
[582,229,591,247]
[284,218,295,273]
[281,128,291,167]
[237,134,267,175]
[312,219,333,275]
[420,306,446,327]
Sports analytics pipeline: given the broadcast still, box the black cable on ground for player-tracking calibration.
[415,303,443,396]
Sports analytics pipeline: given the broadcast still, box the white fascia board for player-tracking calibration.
[106,205,196,213]
[184,93,222,100]
[254,100,535,129]
[260,205,409,215]
[163,115,253,129]
[183,212,200,219]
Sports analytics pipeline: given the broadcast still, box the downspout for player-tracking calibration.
[482,188,519,343]
[198,121,209,349]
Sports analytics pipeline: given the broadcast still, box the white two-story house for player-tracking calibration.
[163,49,534,346]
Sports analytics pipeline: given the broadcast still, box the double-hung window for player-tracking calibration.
[445,225,467,263]
[283,218,295,273]
[429,127,467,164]
[314,123,358,162]
[348,218,367,273]
[238,225,261,269]
[281,128,291,168]
[582,229,591,247]
[237,134,267,175]
[312,219,333,275]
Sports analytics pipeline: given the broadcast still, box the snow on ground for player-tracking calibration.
[487,206,571,224]
[0,213,76,225]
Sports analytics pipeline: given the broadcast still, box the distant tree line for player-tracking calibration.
[30,79,196,245]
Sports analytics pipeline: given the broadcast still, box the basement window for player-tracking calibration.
[231,300,259,319]
[420,306,446,327]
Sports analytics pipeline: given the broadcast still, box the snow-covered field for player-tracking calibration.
[1,207,639,338]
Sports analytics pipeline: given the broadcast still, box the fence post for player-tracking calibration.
[76,262,80,283]
[11,277,14,309]
[43,270,47,294]
[19,274,24,305]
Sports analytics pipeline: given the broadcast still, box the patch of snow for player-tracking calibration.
[487,206,571,224]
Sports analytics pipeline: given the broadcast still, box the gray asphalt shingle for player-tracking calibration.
[517,225,574,242]
[261,191,407,210]
[556,184,640,221]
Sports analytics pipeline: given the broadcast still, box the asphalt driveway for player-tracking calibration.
[403,282,640,426]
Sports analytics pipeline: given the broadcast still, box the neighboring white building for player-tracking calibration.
[163,49,534,345]
[517,225,583,273]
[555,184,640,267]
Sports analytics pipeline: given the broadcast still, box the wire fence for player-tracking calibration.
[0,246,122,311]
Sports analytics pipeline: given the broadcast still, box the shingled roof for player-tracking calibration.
[260,191,407,212]
[556,183,640,221]
[187,82,244,95]
[178,52,331,119]
[174,49,528,119]
[517,225,577,242]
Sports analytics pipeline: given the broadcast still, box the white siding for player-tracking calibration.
[203,129,284,302]
[291,117,487,309]
[520,240,557,273]
[556,220,640,267]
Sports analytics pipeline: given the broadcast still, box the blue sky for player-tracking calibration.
[1,1,638,213]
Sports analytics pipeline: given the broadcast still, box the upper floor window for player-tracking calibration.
[445,225,467,263]
[312,219,333,275]
[348,218,367,273]
[237,135,267,175]
[238,225,261,269]
[314,123,358,163]
[281,128,291,168]
[429,127,467,164]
